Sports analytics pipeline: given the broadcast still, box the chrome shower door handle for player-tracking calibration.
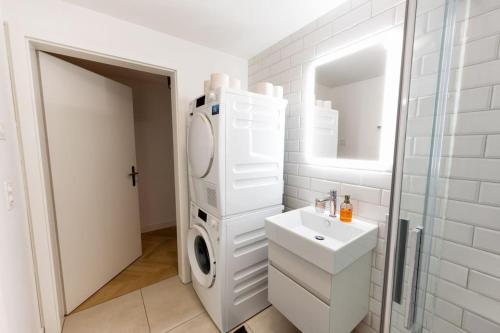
[393,219,409,304]
[404,226,423,329]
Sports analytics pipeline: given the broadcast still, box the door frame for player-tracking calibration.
[18,39,187,332]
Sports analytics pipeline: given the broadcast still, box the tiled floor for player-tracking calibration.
[73,227,178,313]
[63,275,300,333]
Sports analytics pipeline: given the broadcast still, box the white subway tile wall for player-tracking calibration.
[398,0,500,332]
[249,0,500,332]
[249,1,404,331]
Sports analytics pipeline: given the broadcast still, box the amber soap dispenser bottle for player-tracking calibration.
[340,195,353,223]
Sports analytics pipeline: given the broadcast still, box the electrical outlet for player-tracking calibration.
[0,121,6,141]
[4,181,14,211]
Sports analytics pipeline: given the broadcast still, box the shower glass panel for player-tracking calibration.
[384,0,453,331]
[384,0,500,332]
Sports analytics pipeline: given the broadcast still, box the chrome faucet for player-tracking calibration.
[329,190,337,217]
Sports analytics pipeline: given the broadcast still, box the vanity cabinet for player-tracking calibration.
[268,241,372,333]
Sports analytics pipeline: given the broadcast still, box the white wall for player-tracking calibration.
[1,0,247,331]
[0,6,42,333]
[318,76,385,160]
[252,0,500,332]
[131,79,176,232]
[249,1,406,331]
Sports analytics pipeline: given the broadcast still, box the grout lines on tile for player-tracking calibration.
[140,288,152,333]
[163,311,208,332]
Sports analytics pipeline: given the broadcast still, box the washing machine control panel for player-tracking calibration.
[208,217,218,230]
[208,217,220,243]
[197,208,207,222]
[191,202,219,240]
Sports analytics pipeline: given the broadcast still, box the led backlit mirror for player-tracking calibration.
[305,29,403,170]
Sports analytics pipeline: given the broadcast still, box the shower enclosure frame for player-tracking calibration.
[381,0,458,331]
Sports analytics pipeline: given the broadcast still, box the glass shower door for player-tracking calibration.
[383,0,458,332]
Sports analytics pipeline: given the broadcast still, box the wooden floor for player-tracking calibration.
[72,227,178,313]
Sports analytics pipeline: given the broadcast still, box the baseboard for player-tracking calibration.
[141,220,176,233]
[352,322,377,333]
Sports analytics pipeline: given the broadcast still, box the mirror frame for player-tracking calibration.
[304,28,403,171]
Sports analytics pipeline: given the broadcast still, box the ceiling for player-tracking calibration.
[63,0,347,59]
[316,44,387,88]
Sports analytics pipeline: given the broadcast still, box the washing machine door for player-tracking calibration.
[188,112,214,178]
[187,224,216,288]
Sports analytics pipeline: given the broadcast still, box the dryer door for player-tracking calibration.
[188,112,214,178]
[187,224,216,288]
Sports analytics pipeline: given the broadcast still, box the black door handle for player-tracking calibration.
[129,166,139,187]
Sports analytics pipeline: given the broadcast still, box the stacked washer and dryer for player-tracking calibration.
[187,75,287,332]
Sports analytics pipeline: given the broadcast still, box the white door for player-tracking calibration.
[38,52,142,313]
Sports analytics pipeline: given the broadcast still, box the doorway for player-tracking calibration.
[37,52,178,315]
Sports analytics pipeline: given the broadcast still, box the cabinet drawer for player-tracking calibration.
[269,241,331,303]
[268,264,330,333]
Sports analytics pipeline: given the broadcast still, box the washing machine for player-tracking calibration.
[187,87,287,218]
[187,202,222,328]
[187,201,283,332]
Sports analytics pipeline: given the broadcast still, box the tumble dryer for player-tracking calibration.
[187,85,287,332]
[187,87,287,218]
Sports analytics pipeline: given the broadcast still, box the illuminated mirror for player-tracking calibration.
[305,29,403,170]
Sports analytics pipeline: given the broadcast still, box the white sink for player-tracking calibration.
[265,206,378,275]
[265,206,379,333]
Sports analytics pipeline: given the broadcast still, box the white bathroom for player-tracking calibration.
[1,1,500,333]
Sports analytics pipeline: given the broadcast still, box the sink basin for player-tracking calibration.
[265,206,378,275]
